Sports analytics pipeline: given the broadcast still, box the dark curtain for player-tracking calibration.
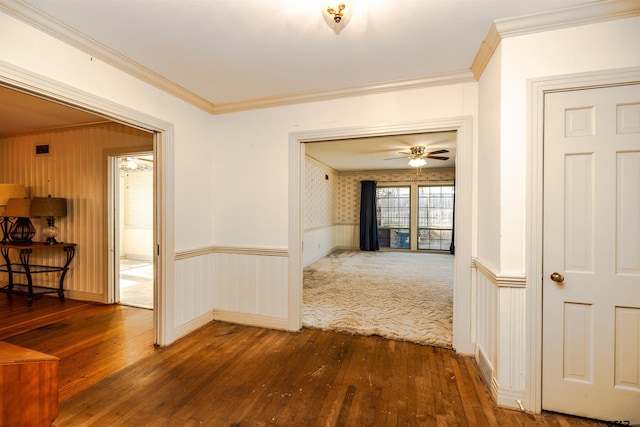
[359,180,379,251]
[450,180,456,255]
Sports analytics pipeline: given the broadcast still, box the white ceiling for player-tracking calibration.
[14,0,599,106]
[0,0,605,169]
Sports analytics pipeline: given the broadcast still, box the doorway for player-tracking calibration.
[289,117,475,353]
[113,154,154,309]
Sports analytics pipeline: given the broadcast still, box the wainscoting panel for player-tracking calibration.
[334,224,358,249]
[303,224,358,267]
[174,253,216,329]
[212,251,289,321]
[173,248,290,333]
[473,259,527,409]
[303,226,335,267]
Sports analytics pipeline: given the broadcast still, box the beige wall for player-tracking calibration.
[0,123,153,301]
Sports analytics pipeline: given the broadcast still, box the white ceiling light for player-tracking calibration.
[322,1,352,34]
[408,157,427,168]
[121,158,137,171]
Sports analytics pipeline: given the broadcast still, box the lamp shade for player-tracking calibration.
[30,197,67,218]
[0,184,27,207]
[3,198,32,218]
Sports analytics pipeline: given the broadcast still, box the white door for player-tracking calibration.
[543,84,640,422]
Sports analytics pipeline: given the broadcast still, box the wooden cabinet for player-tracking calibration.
[0,342,59,426]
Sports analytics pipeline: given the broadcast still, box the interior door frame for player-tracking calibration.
[0,62,176,346]
[107,150,154,305]
[526,66,640,413]
[289,116,475,354]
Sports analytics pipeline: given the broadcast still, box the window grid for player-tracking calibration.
[376,186,410,249]
[376,187,410,228]
[418,186,454,251]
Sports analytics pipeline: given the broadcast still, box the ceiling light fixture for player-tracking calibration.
[121,158,137,171]
[408,157,427,168]
[322,1,351,34]
[327,3,345,23]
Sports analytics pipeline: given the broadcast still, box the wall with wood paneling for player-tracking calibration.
[173,248,289,333]
[473,259,526,408]
[0,123,153,301]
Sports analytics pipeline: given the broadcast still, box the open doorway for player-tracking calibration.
[113,154,154,309]
[289,118,474,353]
[301,133,456,347]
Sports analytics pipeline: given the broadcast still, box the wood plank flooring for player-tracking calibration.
[0,296,607,426]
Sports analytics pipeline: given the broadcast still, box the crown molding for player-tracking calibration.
[4,0,638,114]
[494,0,640,38]
[0,0,217,114]
[471,23,500,80]
[471,0,640,80]
[211,70,476,114]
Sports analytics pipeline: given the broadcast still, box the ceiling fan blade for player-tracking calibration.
[384,156,409,161]
[427,149,449,155]
[426,155,449,161]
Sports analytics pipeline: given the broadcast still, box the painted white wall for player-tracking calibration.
[210,83,478,248]
[498,16,640,274]
[477,46,502,271]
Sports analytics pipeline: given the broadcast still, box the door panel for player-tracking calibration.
[543,84,640,423]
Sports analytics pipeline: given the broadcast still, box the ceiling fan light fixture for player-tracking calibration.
[408,157,427,168]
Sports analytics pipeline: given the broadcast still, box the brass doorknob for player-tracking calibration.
[550,272,564,283]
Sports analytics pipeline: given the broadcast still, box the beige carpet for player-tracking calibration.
[303,250,453,348]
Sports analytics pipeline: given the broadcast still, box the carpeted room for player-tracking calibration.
[303,137,456,349]
[303,249,454,348]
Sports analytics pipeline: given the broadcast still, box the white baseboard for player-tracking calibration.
[213,309,292,331]
[476,346,496,397]
[175,310,215,339]
[496,385,527,411]
[476,344,526,411]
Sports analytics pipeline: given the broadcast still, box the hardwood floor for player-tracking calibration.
[0,296,607,426]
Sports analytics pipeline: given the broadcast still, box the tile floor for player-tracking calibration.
[119,258,153,309]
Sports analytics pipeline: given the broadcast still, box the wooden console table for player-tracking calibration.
[0,341,59,426]
[0,242,76,306]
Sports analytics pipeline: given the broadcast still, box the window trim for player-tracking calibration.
[377,180,454,251]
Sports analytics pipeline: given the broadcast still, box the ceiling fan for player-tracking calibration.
[385,146,449,167]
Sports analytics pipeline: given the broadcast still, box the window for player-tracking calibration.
[375,184,454,251]
[376,186,410,249]
[418,186,454,250]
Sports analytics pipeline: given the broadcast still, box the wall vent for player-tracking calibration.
[36,144,50,155]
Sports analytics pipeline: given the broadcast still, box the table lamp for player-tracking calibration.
[30,196,68,244]
[3,198,35,245]
[0,184,28,243]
